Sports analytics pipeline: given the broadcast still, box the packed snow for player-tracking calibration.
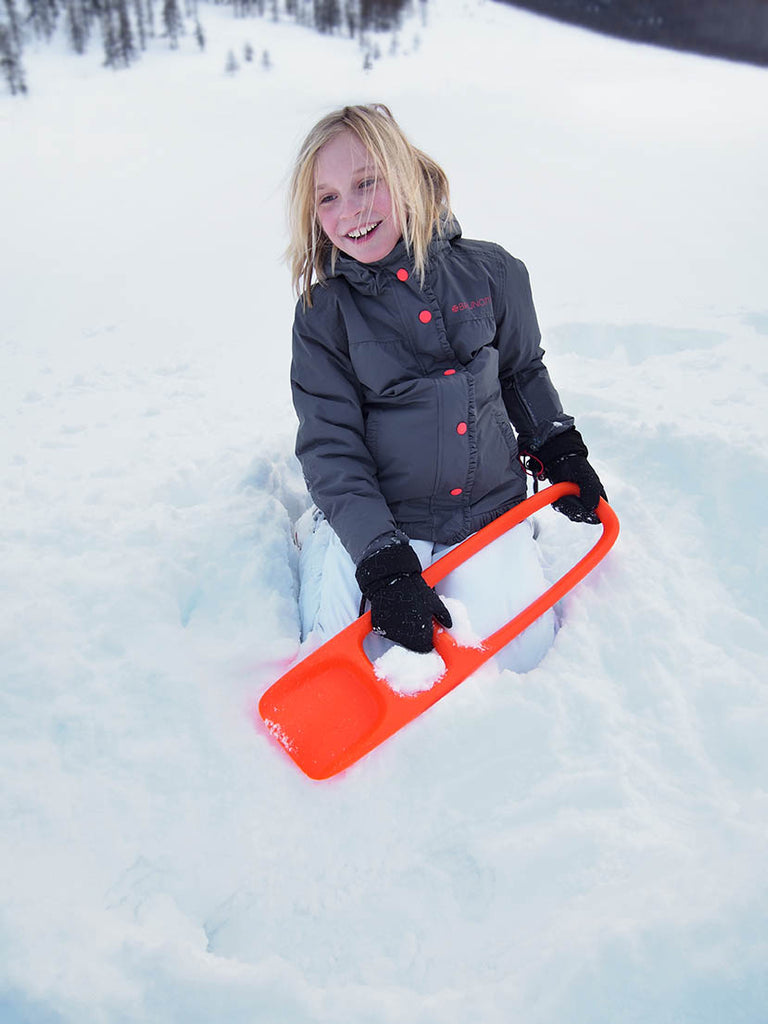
[373,645,447,694]
[2,1,767,1021]
[440,596,484,649]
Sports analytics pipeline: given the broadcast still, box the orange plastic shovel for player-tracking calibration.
[259,483,619,780]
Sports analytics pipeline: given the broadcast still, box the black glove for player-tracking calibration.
[355,543,452,654]
[527,427,607,525]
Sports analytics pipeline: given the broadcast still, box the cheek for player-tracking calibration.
[372,186,388,213]
[315,206,335,238]
[375,186,396,225]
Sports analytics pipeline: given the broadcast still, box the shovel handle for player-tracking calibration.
[299,483,618,667]
[422,481,616,587]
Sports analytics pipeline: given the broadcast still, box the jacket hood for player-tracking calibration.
[326,218,463,295]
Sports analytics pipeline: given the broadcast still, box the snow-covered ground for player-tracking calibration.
[2,2,767,1020]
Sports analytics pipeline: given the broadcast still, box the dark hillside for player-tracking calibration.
[496,0,768,66]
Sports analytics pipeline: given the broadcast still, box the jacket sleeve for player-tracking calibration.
[291,293,400,565]
[493,252,574,450]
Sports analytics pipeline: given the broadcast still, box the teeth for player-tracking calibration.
[347,223,379,239]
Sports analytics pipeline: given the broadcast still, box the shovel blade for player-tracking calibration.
[260,623,388,779]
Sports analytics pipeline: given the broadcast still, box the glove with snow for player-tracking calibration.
[355,543,452,654]
[526,427,607,525]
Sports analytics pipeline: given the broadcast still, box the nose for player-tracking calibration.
[339,191,363,220]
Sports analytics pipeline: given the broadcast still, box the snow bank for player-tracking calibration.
[2,1,767,1021]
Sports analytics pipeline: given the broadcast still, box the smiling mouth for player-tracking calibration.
[345,221,381,241]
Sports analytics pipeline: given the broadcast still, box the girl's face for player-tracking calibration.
[314,131,401,263]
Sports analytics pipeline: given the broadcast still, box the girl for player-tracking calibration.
[287,104,606,670]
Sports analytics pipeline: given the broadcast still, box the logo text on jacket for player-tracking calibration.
[451,296,492,313]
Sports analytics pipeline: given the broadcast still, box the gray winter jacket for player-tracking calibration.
[291,222,573,564]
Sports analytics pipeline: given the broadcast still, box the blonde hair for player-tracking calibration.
[287,103,452,306]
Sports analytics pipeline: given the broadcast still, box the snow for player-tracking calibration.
[2,1,768,1021]
[373,645,447,694]
[441,596,484,649]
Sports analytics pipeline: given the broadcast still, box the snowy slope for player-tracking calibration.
[2,2,768,1021]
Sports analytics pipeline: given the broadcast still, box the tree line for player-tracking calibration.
[1,0,415,93]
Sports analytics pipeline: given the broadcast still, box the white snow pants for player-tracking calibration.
[295,508,555,674]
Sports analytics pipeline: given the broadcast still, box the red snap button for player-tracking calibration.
[418,310,432,324]
[450,488,463,496]
[396,268,409,281]
[456,422,468,435]
[443,369,456,375]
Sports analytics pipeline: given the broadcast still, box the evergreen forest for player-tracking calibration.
[1,0,417,93]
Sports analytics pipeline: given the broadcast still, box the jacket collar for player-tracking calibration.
[326,219,462,295]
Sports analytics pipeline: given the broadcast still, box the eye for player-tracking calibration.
[318,193,336,206]
[359,178,375,190]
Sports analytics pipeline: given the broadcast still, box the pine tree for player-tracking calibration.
[116,0,136,62]
[162,0,182,48]
[27,0,59,41]
[99,0,136,66]
[145,0,156,41]
[314,0,340,33]
[100,1,120,66]
[66,0,91,53]
[0,18,27,94]
[132,0,146,51]
[344,0,358,37]
[2,0,22,49]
